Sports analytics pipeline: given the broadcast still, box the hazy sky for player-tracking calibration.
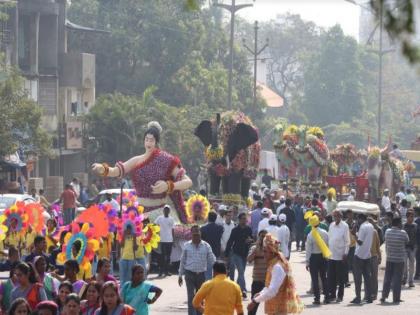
[236,0,362,39]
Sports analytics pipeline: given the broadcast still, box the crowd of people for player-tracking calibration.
[1,178,420,315]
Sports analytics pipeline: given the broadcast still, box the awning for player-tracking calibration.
[65,20,110,34]
[1,152,26,168]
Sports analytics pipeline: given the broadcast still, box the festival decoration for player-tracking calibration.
[3,202,29,235]
[139,223,160,253]
[330,144,358,167]
[185,194,210,222]
[24,203,44,233]
[173,224,192,241]
[117,210,144,242]
[57,223,99,273]
[0,215,8,241]
[100,204,120,233]
[222,193,242,206]
[75,205,110,238]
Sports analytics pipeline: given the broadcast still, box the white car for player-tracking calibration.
[0,194,51,220]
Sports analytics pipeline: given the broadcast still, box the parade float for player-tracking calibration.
[273,124,330,194]
[195,111,260,207]
[327,143,369,200]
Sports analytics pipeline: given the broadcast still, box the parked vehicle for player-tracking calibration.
[0,194,51,220]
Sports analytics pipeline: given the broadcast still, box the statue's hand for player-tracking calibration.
[151,180,169,194]
[91,163,105,176]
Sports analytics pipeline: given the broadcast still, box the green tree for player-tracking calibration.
[301,25,365,126]
[0,69,50,157]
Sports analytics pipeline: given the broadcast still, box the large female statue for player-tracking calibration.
[91,122,192,223]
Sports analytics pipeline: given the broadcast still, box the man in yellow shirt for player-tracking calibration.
[193,261,243,315]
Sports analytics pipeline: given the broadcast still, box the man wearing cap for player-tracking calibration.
[258,208,271,234]
[266,215,280,238]
[154,205,175,277]
[278,214,290,259]
[327,210,350,302]
[216,204,228,226]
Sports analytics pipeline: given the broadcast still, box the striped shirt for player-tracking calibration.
[247,245,267,282]
[385,227,409,263]
[179,240,216,275]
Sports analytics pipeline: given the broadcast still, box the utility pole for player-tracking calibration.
[215,0,253,109]
[243,21,268,108]
[377,4,383,146]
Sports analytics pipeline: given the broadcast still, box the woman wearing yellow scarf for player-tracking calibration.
[305,213,331,305]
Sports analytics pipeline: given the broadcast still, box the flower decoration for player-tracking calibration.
[173,224,192,241]
[57,223,99,273]
[75,205,110,238]
[185,194,210,223]
[246,196,253,209]
[0,215,8,241]
[100,204,121,233]
[205,145,224,161]
[222,193,242,206]
[139,223,160,253]
[25,203,44,233]
[117,210,144,242]
[4,202,29,235]
[307,126,324,139]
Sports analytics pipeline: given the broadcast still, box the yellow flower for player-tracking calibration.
[205,145,224,160]
[141,224,161,253]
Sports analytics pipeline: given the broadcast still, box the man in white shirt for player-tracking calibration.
[395,186,406,201]
[347,189,356,201]
[275,196,286,215]
[277,214,290,259]
[221,210,235,253]
[155,205,175,277]
[216,204,228,225]
[351,213,374,304]
[266,215,280,238]
[257,208,271,233]
[381,189,391,212]
[327,210,350,302]
[70,177,80,199]
[102,193,120,210]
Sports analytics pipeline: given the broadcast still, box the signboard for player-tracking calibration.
[66,121,83,150]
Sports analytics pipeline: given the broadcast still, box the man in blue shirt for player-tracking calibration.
[293,195,305,251]
[201,211,224,279]
[250,201,263,239]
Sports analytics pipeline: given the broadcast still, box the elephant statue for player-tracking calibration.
[194,111,261,200]
[368,143,407,202]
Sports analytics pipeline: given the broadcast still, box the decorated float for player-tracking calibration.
[195,111,260,207]
[273,124,329,194]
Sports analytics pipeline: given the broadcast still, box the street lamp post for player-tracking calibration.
[215,0,254,109]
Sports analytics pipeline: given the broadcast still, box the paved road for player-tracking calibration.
[149,249,420,314]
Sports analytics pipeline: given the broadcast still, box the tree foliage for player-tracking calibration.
[0,69,51,157]
[301,26,365,126]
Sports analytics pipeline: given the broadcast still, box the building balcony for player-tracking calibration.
[60,52,95,89]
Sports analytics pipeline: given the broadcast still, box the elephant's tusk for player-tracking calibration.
[226,156,230,169]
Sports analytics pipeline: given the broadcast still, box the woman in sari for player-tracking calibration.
[33,256,58,300]
[121,265,162,315]
[11,262,47,310]
[80,282,101,315]
[92,259,116,285]
[55,281,73,314]
[52,260,87,296]
[94,282,135,315]
[92,121,192,223]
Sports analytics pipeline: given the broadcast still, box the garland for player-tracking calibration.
[222,193,242,205]
[205,145,224,161]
